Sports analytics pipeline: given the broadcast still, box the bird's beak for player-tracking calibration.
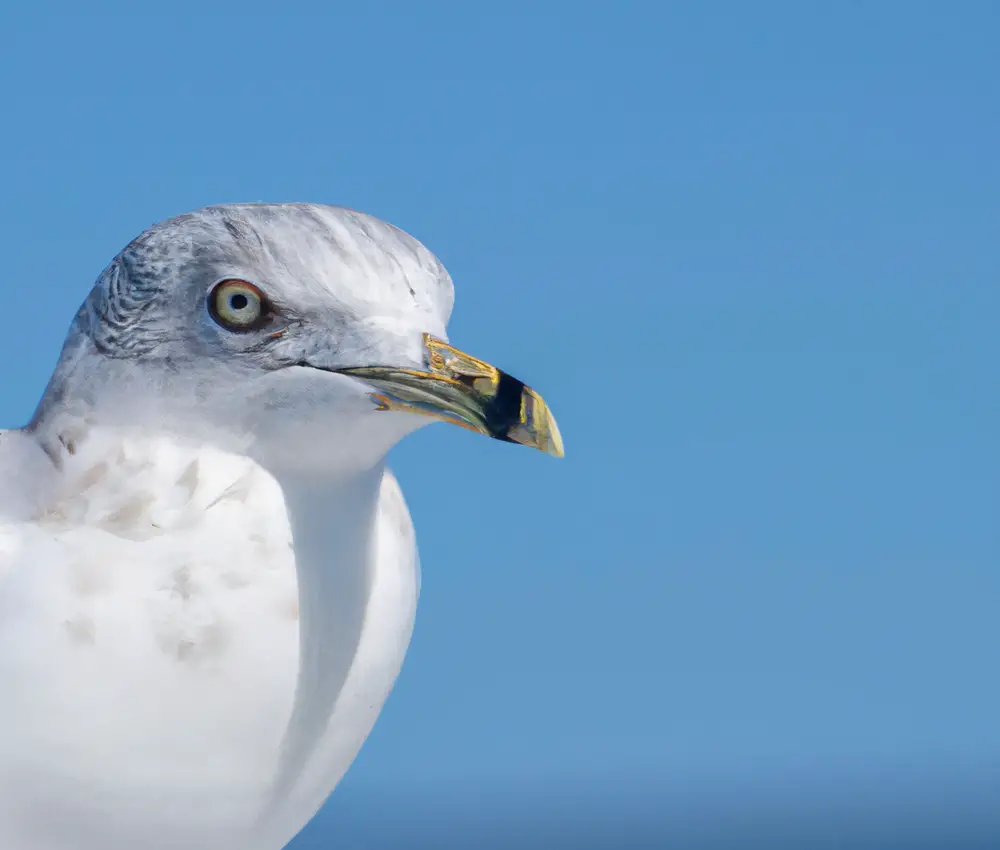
[336,333,564,458]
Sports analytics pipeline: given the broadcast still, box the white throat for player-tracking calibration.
[263,460,387,810]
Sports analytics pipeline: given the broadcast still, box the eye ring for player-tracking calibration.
[208,279,271,332]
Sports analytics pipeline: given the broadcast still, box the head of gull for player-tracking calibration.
[31,203,563,475]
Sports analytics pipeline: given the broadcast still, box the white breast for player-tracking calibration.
[0,432,419,850]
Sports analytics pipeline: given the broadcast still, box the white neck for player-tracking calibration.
[258,460,387,807]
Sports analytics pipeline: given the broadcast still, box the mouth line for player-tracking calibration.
[334,365,529,441]
[293,334,564,458]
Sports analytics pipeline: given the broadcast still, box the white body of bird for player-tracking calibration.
[0,431,417,849]
[0,204,562,849]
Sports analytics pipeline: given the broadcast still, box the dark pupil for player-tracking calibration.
[229,293,249,311]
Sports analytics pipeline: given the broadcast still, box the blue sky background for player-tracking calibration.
[1,3,998,847]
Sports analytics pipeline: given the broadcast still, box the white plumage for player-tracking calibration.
[0,431,417,849]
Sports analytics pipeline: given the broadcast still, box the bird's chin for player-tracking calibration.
[249,413,422,479]
[213,369,419,477]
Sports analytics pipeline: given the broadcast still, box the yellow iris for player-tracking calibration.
[210,280,266,330]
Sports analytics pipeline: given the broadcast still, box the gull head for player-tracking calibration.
[32,204,563,474]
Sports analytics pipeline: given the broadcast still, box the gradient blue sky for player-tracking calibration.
[1,3,998,846]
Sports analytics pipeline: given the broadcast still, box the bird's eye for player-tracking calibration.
[208,279,269,331]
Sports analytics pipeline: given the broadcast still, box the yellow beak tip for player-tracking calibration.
[546,419,566,459]
[511,390,564,459]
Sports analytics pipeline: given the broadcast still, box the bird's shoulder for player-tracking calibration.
[0,428,416,632]
[0,430,301,657]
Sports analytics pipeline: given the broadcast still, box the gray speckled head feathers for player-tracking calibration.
[31,204,457,448]
[79,203,453,359]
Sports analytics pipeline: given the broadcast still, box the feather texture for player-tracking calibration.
[0,428,418,850]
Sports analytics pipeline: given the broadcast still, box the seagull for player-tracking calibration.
[0,204,563,850]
